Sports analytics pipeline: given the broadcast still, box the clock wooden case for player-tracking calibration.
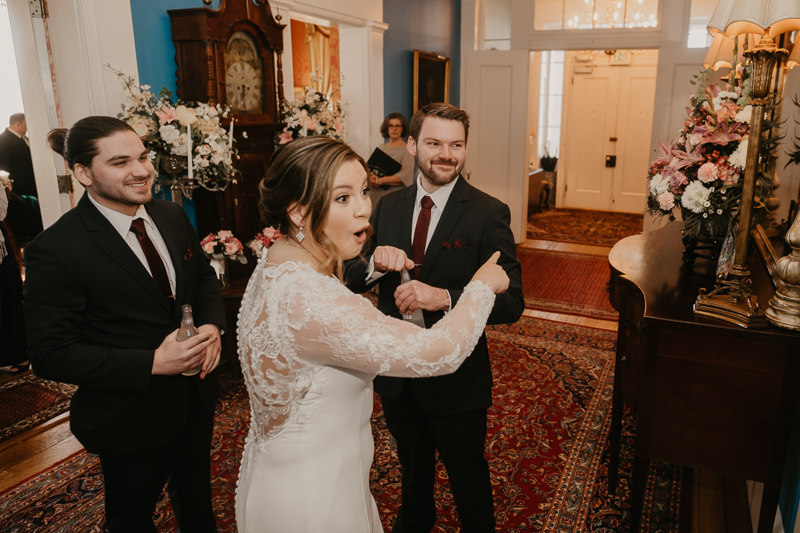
[168,0,285,242]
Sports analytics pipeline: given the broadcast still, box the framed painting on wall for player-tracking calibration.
[413,50,450,112]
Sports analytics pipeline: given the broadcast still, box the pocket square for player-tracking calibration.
[443,238,469,249]
[185,247,193,261]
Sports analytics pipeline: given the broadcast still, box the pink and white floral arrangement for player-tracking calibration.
[200,231,248,265]
[113,68,237,193]
[247,227,283,258]
[276,82,346,145]
[646,71,773,240]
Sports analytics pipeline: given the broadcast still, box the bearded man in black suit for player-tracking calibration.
[24,116,225,533]
[347,103,524,533]
[0,113,37,198]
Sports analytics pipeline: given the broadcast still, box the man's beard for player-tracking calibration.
[418,157,464,186]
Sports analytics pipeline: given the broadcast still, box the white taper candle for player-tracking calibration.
[187,127,193,182]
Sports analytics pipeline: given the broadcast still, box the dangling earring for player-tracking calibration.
[296,223,305,243]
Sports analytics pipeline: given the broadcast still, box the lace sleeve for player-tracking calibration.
[277,268,495,377]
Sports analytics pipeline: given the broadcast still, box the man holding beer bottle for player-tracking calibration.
[24,116,226,533]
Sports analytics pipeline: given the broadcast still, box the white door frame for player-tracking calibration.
[7,0,139,226]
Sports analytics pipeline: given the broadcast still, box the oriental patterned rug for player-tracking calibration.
[0,319,686,532]
[0,374,76,442]
[518,248,617,320]
[528,208,643,247]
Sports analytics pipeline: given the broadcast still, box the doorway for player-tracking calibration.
[0,2,44,250]
[559,49,658,213]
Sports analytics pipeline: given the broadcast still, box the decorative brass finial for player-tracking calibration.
[202,0,212,5]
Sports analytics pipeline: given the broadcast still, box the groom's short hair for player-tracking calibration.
[409,103,470,144]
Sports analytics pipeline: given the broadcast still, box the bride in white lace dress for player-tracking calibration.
[235,136,508,533]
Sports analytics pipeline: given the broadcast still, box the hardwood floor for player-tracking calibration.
[0,238,617,493]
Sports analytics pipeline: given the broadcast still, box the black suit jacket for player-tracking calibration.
[347,176,524,415]
[0,129,37,198]
[24,196,226,454]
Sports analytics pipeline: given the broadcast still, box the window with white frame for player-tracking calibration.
[537,50,565,160]
[687,0,716,48]
[534,0,660,31]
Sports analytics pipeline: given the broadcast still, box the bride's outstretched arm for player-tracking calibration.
[280,270,495,378]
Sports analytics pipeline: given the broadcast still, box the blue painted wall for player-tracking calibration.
[383,0,461,122]
[130,0,220,96]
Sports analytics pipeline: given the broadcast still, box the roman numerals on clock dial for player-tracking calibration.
[226,61,262,112]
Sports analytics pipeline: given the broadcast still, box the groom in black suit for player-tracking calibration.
[24,117,225,533]
[347,103,524,532]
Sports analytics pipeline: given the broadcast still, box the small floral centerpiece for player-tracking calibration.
[646,69,774,241]
[276,82,346,145]
[201,230,247,264]
[200,230,246,288]
[112,68,237,193]
[247,226,283,258]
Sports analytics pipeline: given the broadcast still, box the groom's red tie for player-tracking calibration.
[130,218,173,299]
[412,195,434,279]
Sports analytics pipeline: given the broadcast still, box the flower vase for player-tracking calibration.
[680,208,725,264]
[210,256,229,289]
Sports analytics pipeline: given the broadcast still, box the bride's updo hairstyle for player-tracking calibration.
[259,135,370,278]
[47,116,136,171]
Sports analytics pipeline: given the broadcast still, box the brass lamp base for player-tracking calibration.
[695,278,768,328]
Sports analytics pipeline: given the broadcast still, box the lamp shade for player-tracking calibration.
[703,33,762,70]
[704,34,736,70]
[788,39,800,67]
[708,0,800,38]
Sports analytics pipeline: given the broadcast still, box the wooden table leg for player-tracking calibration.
[629,455,649,533]
[608,358,624,494]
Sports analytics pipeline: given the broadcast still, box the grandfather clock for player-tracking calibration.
[168,0,285,240]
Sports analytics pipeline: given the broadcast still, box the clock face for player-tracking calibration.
[225,31,263,114]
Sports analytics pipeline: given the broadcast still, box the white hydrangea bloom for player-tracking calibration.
[681,181,711,213]
[729,138,748,170]
[159,124,180,144]
[734,105,752,124]
[649,173,670,196]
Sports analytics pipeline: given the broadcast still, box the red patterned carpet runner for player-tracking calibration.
[528,208,643,247]
[0,318,685,532]
[0,374,76,442]
[518,248,617,320]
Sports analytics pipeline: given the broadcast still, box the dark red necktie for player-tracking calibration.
[412,195,434,279]
[130,218,173,298]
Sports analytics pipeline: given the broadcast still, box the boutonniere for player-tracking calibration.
[184,247,193,261]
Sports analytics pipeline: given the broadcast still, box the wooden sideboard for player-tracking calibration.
[608,222,800,533]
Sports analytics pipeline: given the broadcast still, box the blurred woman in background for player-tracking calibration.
[368,112,414,205]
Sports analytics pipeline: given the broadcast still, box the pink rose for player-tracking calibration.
[279,129,293,144]
[225,242,239,255]
[697,162,718,183]
[218,230,233,240]
[131,123,149,139]
[203,242,216,255]
[656,192,675,211]
[662,166,688,194]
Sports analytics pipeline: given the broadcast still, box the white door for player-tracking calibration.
[562,50,658,213]
[462,50,530,243]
